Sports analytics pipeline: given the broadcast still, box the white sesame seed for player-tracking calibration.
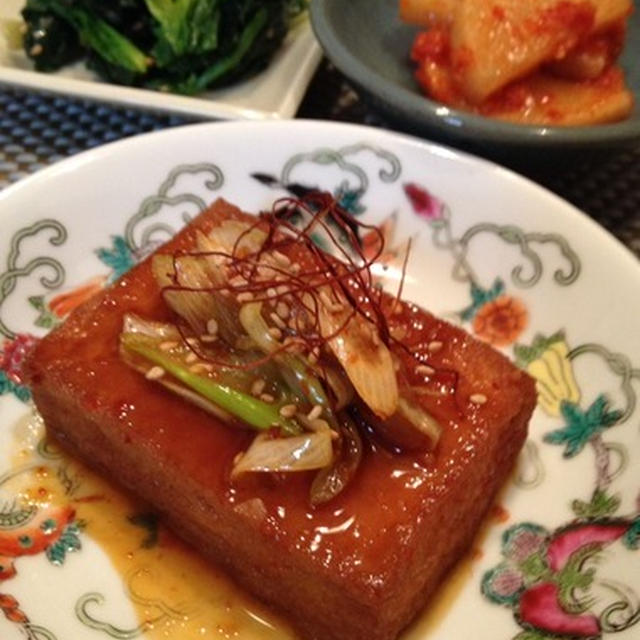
[273,251,291,267]
[268,327,283,341]
[470,393,488,405]
[159,340,178,351]
[145,366,165,380]
[279,404,297,418]
[416,364,435,376]
[319,290,335,309]
[260,393,275,403]
[185,352,198,364]
[30,44,43,56]
[276,301,290,320]
[200,334,218,343]
[229,275,247,288]
[267,287,278,299]
[236,292,254,303]
[390,325,407,341]
[186,337,199,347]
[206,318,219,335]
[257,265,274,280]
[190,363,214,373]
[251,379,266,397]
[428,340,443,354]
[270,312,287,329]
[319,291,345,314]
[307,405,323,421]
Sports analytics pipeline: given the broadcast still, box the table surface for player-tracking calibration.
[1,59,639,258]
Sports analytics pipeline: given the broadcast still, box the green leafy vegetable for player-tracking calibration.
[145,0,221,59]
[24,0,150,74]
[22,0,308,93]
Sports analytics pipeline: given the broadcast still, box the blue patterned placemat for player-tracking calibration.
[0,87,188,189]
[2,62,639,258]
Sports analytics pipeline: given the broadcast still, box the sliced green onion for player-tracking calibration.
[318,297,398,419]
[310,415,362,505]
[121,334,301,436]
[232,430,333,477]
[239,302,333,413]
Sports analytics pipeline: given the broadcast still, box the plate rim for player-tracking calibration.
[0,118,637,277]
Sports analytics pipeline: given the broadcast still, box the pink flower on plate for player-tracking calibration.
[403,183,445,221]
[519,582,600,637]
[504,527,547,564]
[0,334,38,386]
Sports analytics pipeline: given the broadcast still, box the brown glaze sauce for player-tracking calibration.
[6,409,487,639]
[24,204,530,637]
[8,412,296,640]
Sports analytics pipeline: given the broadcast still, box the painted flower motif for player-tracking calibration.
[0,594,28,624]
[48,275,106,318]
[472,294,528,347]
[403,183,445,221]
[514,332,581,418]
[488,566,524,600]
[96,235,137,281]
[0,333,38,386]
[483,523,551,607]
[518,581,600,637]
[361,213,404,268]
[0,504,81,629]
[0,504,80,589]
[335,186,365,216]
[483,520,640,639]
[544,395,622,458]
[503,525,547,564]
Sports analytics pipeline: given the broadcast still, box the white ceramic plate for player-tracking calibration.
[0,1,321,120]
[0,121,639,640]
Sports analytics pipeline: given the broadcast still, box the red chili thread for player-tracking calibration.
[155,193,454,395]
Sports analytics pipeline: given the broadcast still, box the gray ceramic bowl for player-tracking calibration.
[310,0,640,152]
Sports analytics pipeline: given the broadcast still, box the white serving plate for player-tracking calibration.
[0,120,639,640]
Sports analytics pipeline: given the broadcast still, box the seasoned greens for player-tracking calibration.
[22,0,307,93]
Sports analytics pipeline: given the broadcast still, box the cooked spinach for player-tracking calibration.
[22,0,307,93]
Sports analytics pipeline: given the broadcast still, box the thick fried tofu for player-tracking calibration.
[25,199,536,640]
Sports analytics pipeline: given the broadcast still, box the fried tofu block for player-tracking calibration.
[25,200,536,640]
[450,0,631,103]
